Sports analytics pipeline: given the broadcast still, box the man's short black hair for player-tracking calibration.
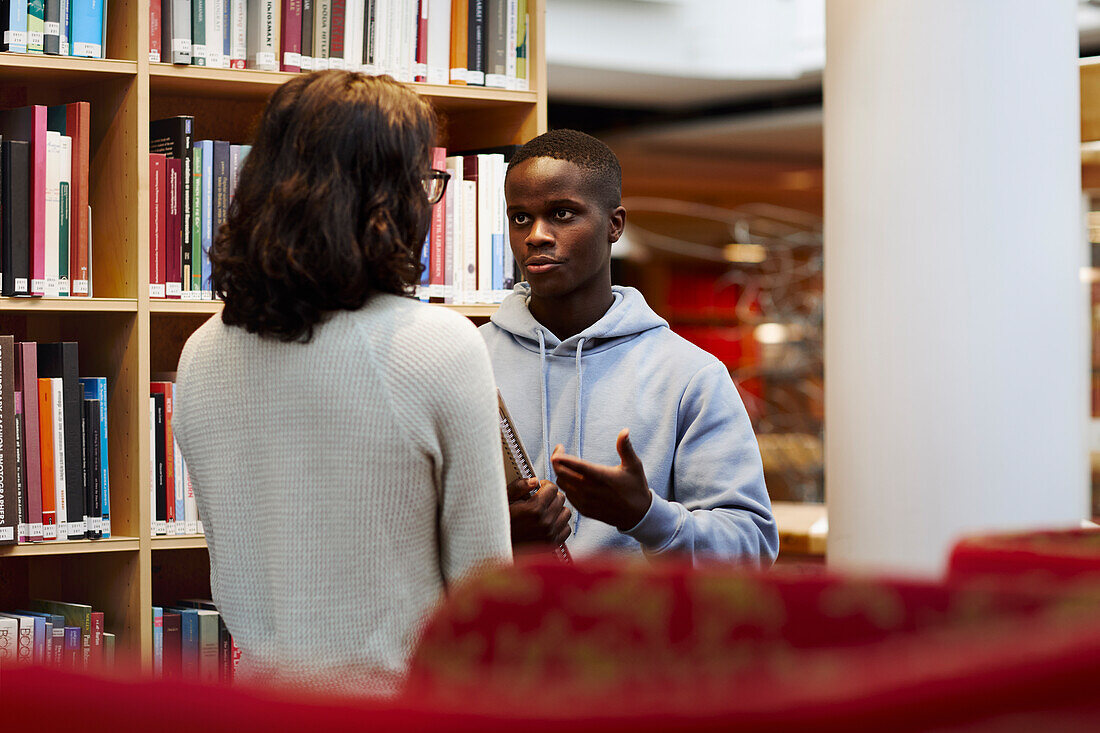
[507,129,622,208]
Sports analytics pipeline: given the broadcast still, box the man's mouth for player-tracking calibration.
[525,257,563,274]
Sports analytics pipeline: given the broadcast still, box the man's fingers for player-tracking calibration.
[507,477,539,502]
[616,428,644,471]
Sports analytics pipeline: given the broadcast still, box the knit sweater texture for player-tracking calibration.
[173,294,512,697]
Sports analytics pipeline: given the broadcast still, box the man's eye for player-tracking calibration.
[511,213,530,226]
[554,209,574,221]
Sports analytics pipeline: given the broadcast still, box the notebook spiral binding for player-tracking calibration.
[498,396,572,564]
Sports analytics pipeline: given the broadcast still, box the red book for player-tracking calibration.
[62,103,91,296]
[429,146,446,289]
[37,379,56,538]
[0,106,48,296]
[150,0,162,61]
[149,154,167,298]
[88,612,104,669]
[15,344,43,541]
[166,158,182,298]
[281,0,302,72]
[415,0,428,82]
[149,382,175,528]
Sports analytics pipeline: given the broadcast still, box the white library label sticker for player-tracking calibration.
[283,52,301,67]
[72,280,89,294]
[173,39,190,54]
[44,22,61,35]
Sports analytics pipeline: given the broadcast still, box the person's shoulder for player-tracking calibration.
[640,326,725,373]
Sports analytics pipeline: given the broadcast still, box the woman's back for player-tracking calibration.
[174,293,510,696]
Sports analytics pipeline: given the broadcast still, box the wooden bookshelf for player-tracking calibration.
[0,0,546,669]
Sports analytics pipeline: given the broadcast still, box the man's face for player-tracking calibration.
[505,157,623,302]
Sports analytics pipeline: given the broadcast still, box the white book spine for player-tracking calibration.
[347,0,363,71]
[230,0,247,66]
[51,378,66,538]
[314,0,330,66]
[207,0,225,68]
[426,0,449,85]
[44,132,61,298]
[443,156,459,302]
[0,618,17,664]
[505,0,517,89]
[247,0,279,70]
[58,136,72,296]
[167,0,194,63]
[184,460,198,533]
[476,156,493,293]
[461,178,477,303]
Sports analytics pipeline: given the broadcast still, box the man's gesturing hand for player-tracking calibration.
[550,429,653,532]
[506,477,572,547]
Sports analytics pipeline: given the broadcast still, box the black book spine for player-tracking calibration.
[0,336,15,545]
[152,392,167,529]
[301,0,313,64]
[37,342,84,538]
[1,141,30,297]
[150,117,194,293]
[0,0,16,52]
[83,398,101,539]
[466,0,485,85]
[43,0,61,53]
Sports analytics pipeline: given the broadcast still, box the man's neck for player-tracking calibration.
[529,288,615,343]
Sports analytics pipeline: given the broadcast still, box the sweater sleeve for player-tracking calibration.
[402,322,513,587]
[623,361,779,566]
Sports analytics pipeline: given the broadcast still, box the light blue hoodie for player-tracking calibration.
[480,284,778,565]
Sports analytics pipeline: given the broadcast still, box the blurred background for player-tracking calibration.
[544,0,1100,508]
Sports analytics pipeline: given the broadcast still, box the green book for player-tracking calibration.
[191,145,203,292]
[59,180,70,296]
[27,0,45,53]
[191,0,207,66]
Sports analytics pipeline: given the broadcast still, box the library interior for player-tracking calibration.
[2,0,1100,728]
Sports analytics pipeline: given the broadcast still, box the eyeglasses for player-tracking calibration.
[422,169,450,205]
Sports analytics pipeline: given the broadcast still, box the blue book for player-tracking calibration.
[200,139,213,297]
[167,607,199,679]
[60,0,69,54]
[62,626,81,668]
[78,377,110,537]
[491,232,503,290]
[419,231,431,292]
[68,0,103,58]
[152,606,163,676]
[2,0,28,52]
[19,610,64,664]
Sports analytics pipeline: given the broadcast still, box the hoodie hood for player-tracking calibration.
[490,284,668,355]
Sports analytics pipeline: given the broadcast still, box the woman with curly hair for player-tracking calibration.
[172,70,511,697]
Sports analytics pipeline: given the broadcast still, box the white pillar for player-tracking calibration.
[824,0,1087,575]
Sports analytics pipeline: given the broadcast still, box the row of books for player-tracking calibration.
[149,115,251,299]
[150,379,202,536]
[0,103,93,298]
[152,601,239,681]
[151,0,530,91]
[0,338,111,545]
[416,146,515,304]
[0,0,107,58]
[0,600,114,669]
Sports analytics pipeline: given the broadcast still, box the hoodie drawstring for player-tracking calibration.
[574,338,586,461]
[537,329,552,481]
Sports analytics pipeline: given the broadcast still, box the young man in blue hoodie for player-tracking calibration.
[480,129,778,565]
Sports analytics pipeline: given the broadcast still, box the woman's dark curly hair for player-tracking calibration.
[211,70,437,342]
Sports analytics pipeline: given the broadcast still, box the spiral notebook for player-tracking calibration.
[497,391,572,564]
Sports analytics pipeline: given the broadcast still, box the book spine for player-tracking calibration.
[0,336,15,545]
[361,0,375,72]
[212,141,229,294]
[69,0,103,57]
[184,458,197,530]
[460,178,476,301]
[66,103,90,296]
[165,0,193,63]
[246,0,278,70]
[229,0,246,67]
[49,377,67,538]
[62,626,80,670]
[59,0,69,54]
[15,392,27,542]
[505,0,515,88]
[426,0,449,85]
[150,0,162,60]
[429,146,447,293]
[27,0,44,52]
[190,143,202,293]
[153,392,167,532]
[300,0,313,68]
[201,139,213,298]
[328,0,344,67]
[43,0,60,52]
[78,377,109,538]
[191,0,207,64]
[57,135,70,296]
[0,140,31,297]
[207,0,224,67]
[484,0,504,87]
[16,344,42,540]
[413,0,426,81]
[83,398,101,539]
[222,0,230,62]
[443,155,461,302]
[152,607,164,677]
[88,611,103,668]
[149,154,167,298]
[1,0,28,53]
[44,131,60,296]
[312,0,329,68]
[166,158,182,297]
[465,0,485,86]
[37,379,56,538]
[171,384,186,530]
[281,0,301,71]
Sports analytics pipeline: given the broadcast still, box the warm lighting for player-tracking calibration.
[754,322,792,344]
[723,243,767,263]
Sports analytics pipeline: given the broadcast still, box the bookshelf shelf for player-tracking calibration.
[0,55,138,83]
[0,536,140,557]
[0,298,139,312]
[151,536,208,551]
[2,0,545,669]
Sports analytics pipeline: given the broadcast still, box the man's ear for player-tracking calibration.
[608,206,627,244]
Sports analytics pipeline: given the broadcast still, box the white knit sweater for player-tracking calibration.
[173,294,512,697]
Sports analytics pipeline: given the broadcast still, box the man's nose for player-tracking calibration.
[526,218,553,246]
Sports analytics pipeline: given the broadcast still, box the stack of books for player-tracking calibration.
[149,115,251,300]
[151,0,530,91]
[0,103,93,299]
[0,600,114,669]
[0,338,111,545]
[149,378,201,536]
[0,0,108,58]
[152,600,239,681]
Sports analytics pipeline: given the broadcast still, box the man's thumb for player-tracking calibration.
[616,428,642,470]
